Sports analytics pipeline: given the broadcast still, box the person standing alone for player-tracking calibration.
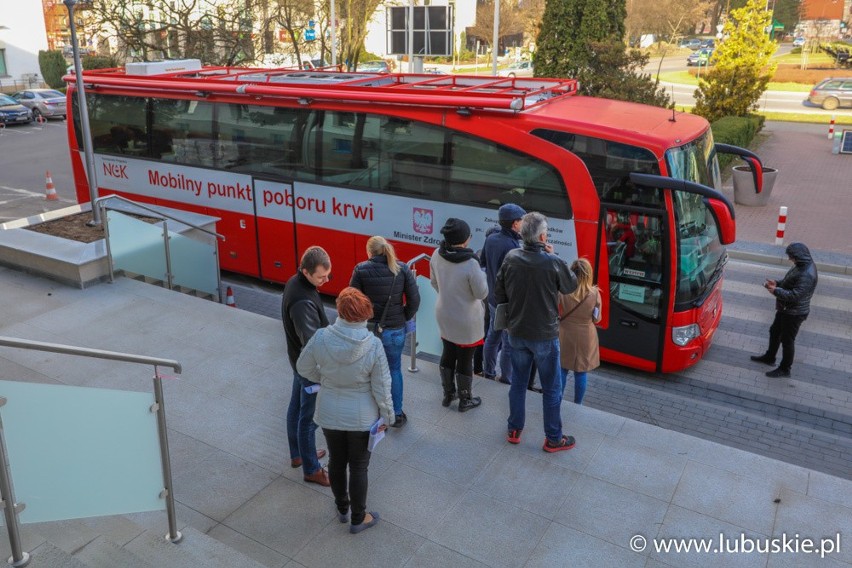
[281,246,332,486]
[751,243,818,378]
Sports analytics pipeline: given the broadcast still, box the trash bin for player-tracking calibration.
[732,165,777,206]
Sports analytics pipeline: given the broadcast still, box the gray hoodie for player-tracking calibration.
[296,319,394,430]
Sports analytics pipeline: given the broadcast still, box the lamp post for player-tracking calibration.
[64,0,101,225]
[492,0,499,75]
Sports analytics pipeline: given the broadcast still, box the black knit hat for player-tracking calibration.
[440,218,471,246]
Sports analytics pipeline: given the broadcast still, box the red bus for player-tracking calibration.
[65,61,761,373]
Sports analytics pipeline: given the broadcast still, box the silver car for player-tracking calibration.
[808,78,852,110]
[11,89,67,120]
[498,61,534,78]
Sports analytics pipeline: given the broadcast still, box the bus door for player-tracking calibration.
[598,205,668,370]
[253,178,298,283]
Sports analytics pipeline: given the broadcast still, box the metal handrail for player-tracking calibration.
[96,194,225,240]
[405,254,431,373]
[0,336,184,549]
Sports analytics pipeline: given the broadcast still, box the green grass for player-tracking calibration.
[655,70,813,92]
[674,104,852,125]
[774,52,834,65]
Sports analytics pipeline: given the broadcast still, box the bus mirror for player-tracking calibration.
[714,143,764,193]
[706,198,736,244]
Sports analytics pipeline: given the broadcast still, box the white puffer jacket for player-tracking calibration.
[296,318,394,431]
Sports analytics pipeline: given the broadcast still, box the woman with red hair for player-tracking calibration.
[297,287,393,534]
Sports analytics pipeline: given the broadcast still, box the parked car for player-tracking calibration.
[0,94,33,125]
[687,48,714,66]
[357,60,390,73]
[700,39,716,49]
[497,60,534,77]
[792,36,806,47]
[808,77,852,110]
[679,38,703,50]
[11,89,67,120]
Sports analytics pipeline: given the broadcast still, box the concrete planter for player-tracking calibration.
[733,166,777,207]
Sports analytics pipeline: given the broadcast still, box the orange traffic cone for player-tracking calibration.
[225,286,236,308]
[44,171,59,201]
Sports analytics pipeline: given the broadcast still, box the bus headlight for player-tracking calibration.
[672,324,700,346]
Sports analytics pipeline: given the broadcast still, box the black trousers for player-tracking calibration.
[440,338,476,376]
[322,428,372,525]
[766,312,807,371]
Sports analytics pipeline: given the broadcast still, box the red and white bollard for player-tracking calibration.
[828,115,835,140]
[775,206,787,246]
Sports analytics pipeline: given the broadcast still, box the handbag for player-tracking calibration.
[371,271,399,337]
[493,302,509,331]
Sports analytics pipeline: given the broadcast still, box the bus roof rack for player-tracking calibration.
[72,66,579,112]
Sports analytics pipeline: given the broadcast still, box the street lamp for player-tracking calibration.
[64,0,101,225]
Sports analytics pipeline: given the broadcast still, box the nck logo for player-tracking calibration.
[413,208,433,234]
[103,163,128,179]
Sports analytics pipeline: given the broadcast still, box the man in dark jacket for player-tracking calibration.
[481,203,525,384]
[282,246,331,486]
[495,212,578,452]
[751,242,818,378]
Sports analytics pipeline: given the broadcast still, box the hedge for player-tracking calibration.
[710,114,765,171]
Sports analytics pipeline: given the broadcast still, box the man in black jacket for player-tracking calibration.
[751,242,818,378]
[282,246,331,485]
[495,212,578,453]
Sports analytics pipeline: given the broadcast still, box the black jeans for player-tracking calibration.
[440,338,476,376]
[322,428,372,525]
[767,312,807,371]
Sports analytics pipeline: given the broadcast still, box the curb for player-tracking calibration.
[727,249,851,276]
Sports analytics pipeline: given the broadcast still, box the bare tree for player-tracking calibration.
[466,0,525,50]
[337,0,383,70]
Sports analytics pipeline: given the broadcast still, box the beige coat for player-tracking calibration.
[558,289,602,372]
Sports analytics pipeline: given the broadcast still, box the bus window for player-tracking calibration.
[83,94,148,157]
[665,129,722,191]
[151,99,216,167]
[605,208,664,320]
[449,133,569,218]
[531,129,662,207]
[673,191,724,306]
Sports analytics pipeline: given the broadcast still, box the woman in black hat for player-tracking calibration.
[429,218,489,412]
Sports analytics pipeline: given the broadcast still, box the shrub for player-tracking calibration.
[38,50,67,89]
[710,115,765,170]
[81,55,119,70]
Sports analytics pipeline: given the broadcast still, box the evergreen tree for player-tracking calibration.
[39,51,68,90]
[693,0,777,122]
[534,0,670,108]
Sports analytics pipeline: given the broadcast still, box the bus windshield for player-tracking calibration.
[666,130,725,306]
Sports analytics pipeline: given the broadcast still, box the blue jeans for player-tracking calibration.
[381,327,406,415]
[483,305,512,382]
[560,368,588,405]
[507,335,563,443]
[287,372,320,475]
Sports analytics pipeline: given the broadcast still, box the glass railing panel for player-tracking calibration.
[107,210,167,282]
[0,380,164,524]
[414,275,441,359]
[169,230,219,296]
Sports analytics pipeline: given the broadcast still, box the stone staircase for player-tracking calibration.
[1,518,267,568]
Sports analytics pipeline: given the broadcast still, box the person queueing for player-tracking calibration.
[430,218,489,412]
[495,212,578,451]
[558,258,602,405]
[750,242,818,378]
[350,236,421,428]
[281,246,332,486]
[481,203,526,385]
[297,287,393,534]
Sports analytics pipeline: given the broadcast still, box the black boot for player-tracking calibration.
[456,374,482,412]
[440,367,457,407]
[750,353,776,366]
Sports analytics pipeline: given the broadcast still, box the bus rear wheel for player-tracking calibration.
[822,97,839,111]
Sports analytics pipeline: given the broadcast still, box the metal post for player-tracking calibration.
[330,0,337,67]
[492,0,500,75]
[407,319,419,373]
[100,201,115,283]
[0,399,31,567]
[162,220,173,290]
[408,0,415,72]
[152,368,182,543]
[64,0,101,226]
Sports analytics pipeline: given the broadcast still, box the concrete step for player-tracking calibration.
[25,541,88,568]
[123,525,268,568]
[73,535,153,568]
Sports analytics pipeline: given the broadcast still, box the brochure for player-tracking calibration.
[368,417,385,452]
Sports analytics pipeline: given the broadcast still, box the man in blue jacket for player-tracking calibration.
[751,242,818,378]
[481,203,525,384]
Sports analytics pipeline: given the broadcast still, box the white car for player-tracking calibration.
[498,61,534,78]
[793,37,806,47]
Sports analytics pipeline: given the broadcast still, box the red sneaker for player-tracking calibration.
[543,435,576,453]
[507,429,522,444]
